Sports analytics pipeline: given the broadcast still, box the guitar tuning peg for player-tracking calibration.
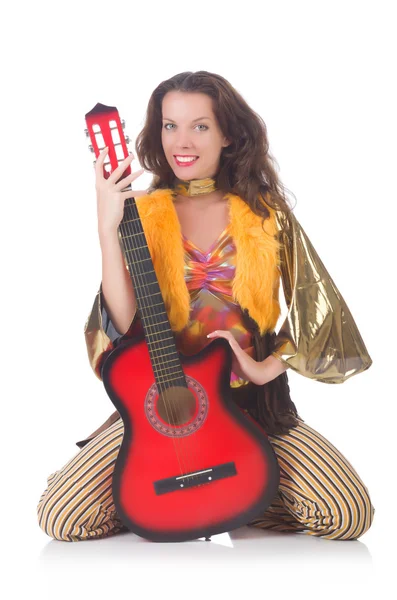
[121,119,126,129]
[88,145,94,153]
[125,135,130,144]
[84,128,90,138]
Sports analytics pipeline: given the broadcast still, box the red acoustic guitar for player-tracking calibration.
[84,102,280,542]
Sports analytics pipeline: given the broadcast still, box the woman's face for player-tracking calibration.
[161,91,230,180]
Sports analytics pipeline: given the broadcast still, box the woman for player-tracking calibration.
[37,71,375,542]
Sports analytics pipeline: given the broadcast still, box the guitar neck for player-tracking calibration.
[119,195,187,389]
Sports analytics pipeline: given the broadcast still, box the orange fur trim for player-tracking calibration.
[135,188,281,336]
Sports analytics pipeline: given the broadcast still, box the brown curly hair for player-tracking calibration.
[135,70,297,229]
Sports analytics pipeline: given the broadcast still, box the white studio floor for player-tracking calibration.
[15,515,388,600]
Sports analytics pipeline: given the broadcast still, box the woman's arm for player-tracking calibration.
[99,229,137,335]
[260,353,289,381]
[84,230,139,381]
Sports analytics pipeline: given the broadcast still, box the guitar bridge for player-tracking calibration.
[153,461,237,495]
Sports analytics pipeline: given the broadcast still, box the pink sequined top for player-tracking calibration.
[174,225,254,388]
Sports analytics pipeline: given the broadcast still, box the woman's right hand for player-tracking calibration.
[95,147,147,236]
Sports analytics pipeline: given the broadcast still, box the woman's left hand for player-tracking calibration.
[207,330,269,385]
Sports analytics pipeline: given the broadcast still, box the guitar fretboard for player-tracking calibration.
[119,197,187,388]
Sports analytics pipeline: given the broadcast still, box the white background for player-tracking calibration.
[1,0,394,598]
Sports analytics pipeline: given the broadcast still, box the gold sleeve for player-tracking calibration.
[271,209,372,383]
[84,282,138,381]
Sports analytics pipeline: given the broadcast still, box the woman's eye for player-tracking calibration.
[163,124,208,131]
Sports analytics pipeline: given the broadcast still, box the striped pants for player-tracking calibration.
[37,415,375,542]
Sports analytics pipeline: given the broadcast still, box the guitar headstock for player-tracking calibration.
[84,102,131,181]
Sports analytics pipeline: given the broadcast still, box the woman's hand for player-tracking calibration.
[95,147,147,237]
[207,330,271,385]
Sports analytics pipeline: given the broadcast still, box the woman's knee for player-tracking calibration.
[36,470,72,541]
[278,419,376,541]
[37,473,124,542]
[328,475,376,540]
[37,470,82,541]
[334,488,375,541]
[291,486,375,541]
[37,419,124,541]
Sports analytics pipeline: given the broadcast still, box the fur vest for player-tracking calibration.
[120,187,301,434]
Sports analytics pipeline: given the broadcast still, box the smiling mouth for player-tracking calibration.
[174,156,199,166]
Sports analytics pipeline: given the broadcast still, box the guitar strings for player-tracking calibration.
[122,188,206,485]
[118,178,194,480]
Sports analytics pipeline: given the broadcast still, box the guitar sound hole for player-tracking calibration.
[156,386,197,425]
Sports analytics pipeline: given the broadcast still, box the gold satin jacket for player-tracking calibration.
[84,189,372,386]
[272,209,372,382]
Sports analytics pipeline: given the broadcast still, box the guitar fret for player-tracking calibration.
[135,290,162,300]
[157,376,184,384]
[150,346,179,357]
[142,318,169,328]
[120,218,144,225]
[121,232,144,239]
[148,339,174,349]
[155,364,182,374]
[141,322,169,334]
[151,351,179,360]
[152,356,180,364]
[140,302,166,311]
[125,256,152,265]
[124,243,148,251]
[156,364,184,374]
[133,280,159,290]
[158,377,182,383]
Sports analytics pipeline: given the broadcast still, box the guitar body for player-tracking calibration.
[102,322,280,542]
